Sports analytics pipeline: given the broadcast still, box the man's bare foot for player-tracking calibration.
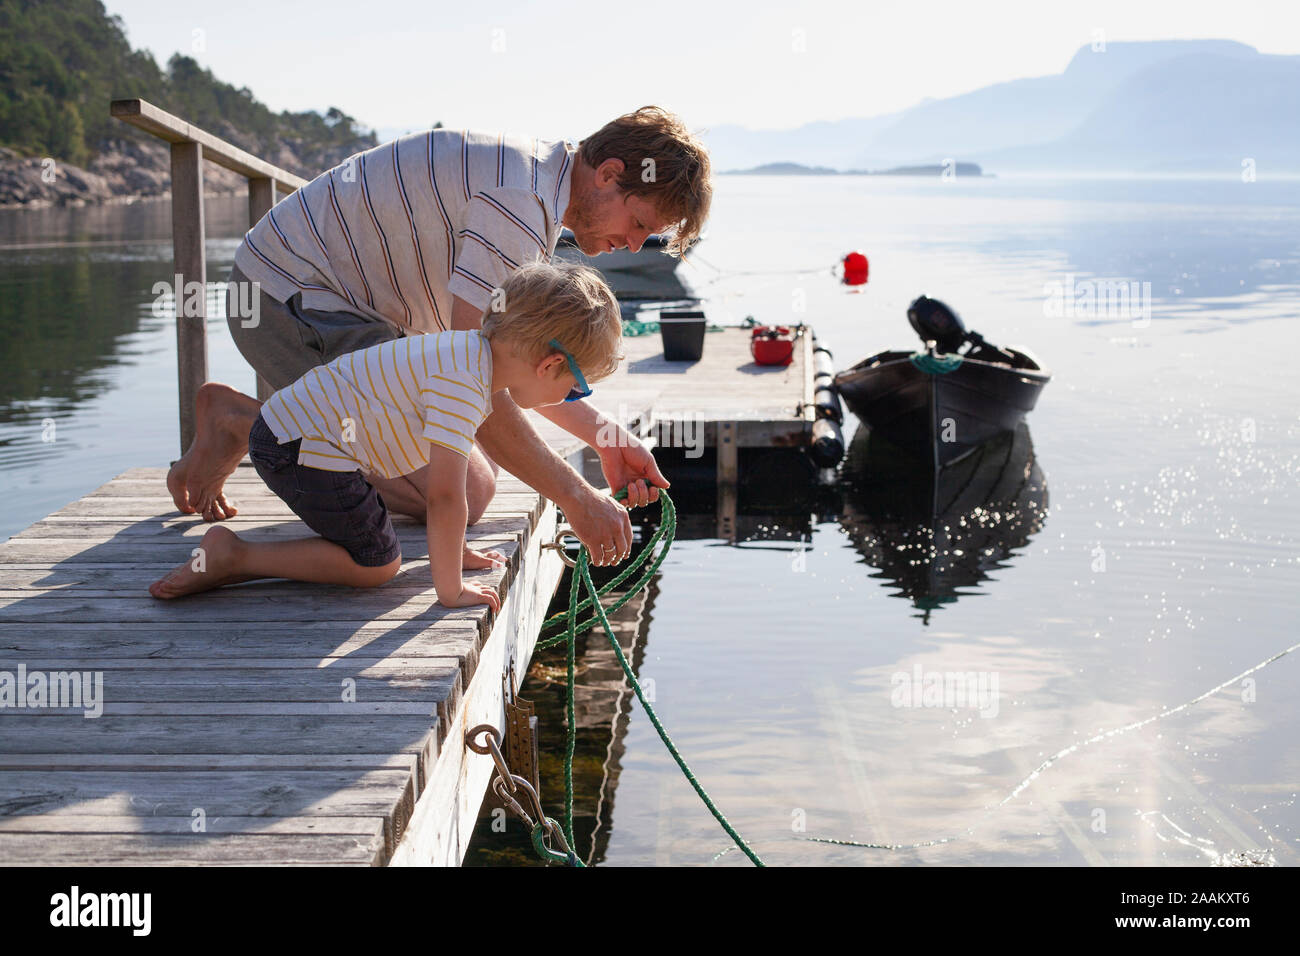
[166,382,263,522]
[149,526,256,599]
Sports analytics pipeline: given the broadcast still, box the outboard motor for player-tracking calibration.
[907,295,968,353]
[907,295,1016,363]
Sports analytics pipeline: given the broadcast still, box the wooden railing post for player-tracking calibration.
[112,100,309,449]
[170,140,207,456]
[247,177,277,402]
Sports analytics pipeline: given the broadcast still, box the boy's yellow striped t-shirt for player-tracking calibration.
[259,329,493,478]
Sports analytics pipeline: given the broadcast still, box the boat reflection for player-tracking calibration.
[839,421,1049,622]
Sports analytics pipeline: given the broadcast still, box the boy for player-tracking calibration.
[149,259,623,609]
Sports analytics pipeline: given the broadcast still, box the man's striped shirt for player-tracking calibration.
[259,330,493,478]
[234,129,577,333]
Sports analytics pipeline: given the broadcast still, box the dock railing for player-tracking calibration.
[110,98,309,454]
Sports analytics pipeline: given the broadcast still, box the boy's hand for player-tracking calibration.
[463,545,507,570]
[438,582,501,612]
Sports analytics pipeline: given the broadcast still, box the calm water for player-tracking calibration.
[2,176,1298,866]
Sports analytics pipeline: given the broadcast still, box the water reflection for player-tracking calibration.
[0,196,250,415]
[839,422,1049,622]
[1,252,173,411]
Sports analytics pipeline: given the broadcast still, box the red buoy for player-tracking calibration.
[841,250,869,286]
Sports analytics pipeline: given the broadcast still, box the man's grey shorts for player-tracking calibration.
[226,262,405,391]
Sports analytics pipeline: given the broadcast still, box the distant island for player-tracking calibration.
[722,161,989,177]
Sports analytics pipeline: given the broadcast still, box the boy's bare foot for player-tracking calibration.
[166,382,263,522]
[149,526,255,599]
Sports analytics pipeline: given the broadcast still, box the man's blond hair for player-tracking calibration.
[579,106,712,258]
[481,258,624,381]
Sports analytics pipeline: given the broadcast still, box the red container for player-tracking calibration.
[751,326,795,366]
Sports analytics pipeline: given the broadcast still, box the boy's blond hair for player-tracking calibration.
[481,258,624,381]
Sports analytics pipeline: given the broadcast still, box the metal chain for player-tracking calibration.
[466,723,581,866]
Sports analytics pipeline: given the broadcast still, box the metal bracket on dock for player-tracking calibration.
[502,662,541,800]
[542,525,580,568]
[466,721,572,860]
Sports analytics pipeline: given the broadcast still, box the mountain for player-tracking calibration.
[976,48,1300,172]
[703,40,1300,174]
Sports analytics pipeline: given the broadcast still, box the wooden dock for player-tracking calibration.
[0,326,815,865]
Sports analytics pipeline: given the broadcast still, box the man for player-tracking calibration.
[168,106,711,566]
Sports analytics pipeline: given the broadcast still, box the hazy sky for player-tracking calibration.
[103,0,1299,139]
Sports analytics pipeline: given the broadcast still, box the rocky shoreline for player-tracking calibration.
[0,128,361,209]
[0,137,259,209]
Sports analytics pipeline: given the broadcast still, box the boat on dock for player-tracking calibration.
[833,296,1050,469]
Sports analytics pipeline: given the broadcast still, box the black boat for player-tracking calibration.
[840,421,1049,622]
[553,228,696,300]
[833,296,1050,469]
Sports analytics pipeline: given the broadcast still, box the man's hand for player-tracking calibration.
[598,432,670,510]
[533,400,665,508]
[565,488,633,567]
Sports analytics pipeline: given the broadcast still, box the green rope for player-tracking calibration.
[622,319,728,337]
[909,351,964,374]
[534,489,765,867]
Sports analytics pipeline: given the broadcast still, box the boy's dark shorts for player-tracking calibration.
[248,414,402,568]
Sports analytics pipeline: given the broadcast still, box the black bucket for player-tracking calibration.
[659,310,706,361]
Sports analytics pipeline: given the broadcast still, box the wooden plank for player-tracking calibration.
[0,530,527,565]
[0,657,462,670]
[0,832,382,865]
[170,139,207,457]
[0,661,461,734]
[1,663,458,702]
[0,768,411,815]
[66,489,543,511]
[0,754,417,773]
[248,176,276,226]
[801,328,816,423]
[716,419,738,484]
[0,526,529,566]
[0,623,481,669]
[112,99,307,192]
[0,583,503,616]
[0,715,439,761]
[105,467,538,496]
[9,513,533,538]
[0,663,459,691]
[247,174,279,404]
[20,703,436,716]
[0,553,518,592]
[0,814,385,836]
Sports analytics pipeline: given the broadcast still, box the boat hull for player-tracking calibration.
[833,348,1050,469]
[553,231,692,299]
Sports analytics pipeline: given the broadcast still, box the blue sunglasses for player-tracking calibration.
[549,338,592,402]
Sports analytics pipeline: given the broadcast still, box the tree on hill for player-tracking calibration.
[0,0,380,173]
